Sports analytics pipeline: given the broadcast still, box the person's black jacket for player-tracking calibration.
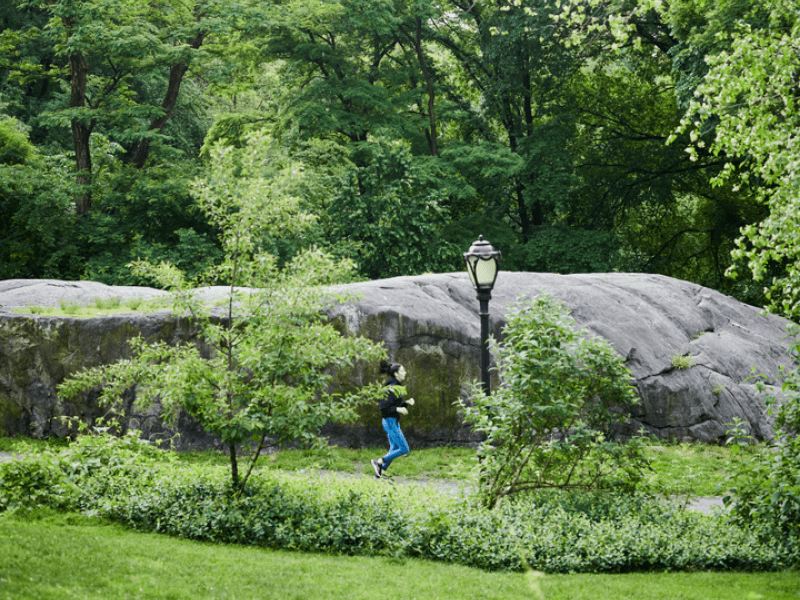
[378,377,408,419]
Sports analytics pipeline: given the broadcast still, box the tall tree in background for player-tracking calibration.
[434,0,579,243]
[9,0,247,214]
[547,0,767,295]
[674,0,800,317]
[1,0,793,307]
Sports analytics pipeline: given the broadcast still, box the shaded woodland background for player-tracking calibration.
[2,0,797,317]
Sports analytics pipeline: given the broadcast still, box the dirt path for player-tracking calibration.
[0,451,19,464]
[313,468,726,514]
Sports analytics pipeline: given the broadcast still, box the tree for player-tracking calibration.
[8,0,249,214]
[260,0,445,152]
[675,0,800,318]
[58,133,386,492]
[434,0,579,243]
[547,0,770,297]
[0,118,81,279]
[559,0,799,311]
[460,295,649,509]
[326,138,460,279]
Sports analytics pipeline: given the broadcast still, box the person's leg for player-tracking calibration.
[380,417,409,472]
[372,418,395,477]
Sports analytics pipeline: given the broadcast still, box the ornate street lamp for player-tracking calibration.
[463,235,501,395]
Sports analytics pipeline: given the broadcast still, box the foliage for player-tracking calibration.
[0,116,32,164]
[58,134,386,492]
[671,353,696,370]
[1,0,790,298]
[690,2,800,319]
[0,454,64,513]
[522,226,620,274]
[0,150,82,280]
[4,0,249,211]
[724,417,756,456]
[327,138,460,279]
[0,427,163,513]
[441,215,523,271]
[725,327,800,539]
[461,295,650,508]
[77,159,224,285]
[3,434,799,574]
[555,0,798,313]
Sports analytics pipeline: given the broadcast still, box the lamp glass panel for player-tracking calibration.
[475,256,498,287]
[466,255,479,287]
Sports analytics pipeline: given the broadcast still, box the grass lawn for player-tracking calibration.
[1,510,798,600]
[2,437,799,598]
[0,435,754,496]
[170,441,748,496]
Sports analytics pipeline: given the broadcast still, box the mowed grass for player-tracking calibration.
[1,435,750,495]
[172,441,746,496]
[0,433,756,496]
[1,510,799,600]
[0,510,529,600]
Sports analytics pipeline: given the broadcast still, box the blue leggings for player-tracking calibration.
[381,417,409,470]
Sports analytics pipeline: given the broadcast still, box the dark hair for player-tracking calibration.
[379,359,401,376]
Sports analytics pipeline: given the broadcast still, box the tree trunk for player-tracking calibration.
[414,17,438,157]
[65,34,93,215]
[130,32,205,169]
[229,440,239,488]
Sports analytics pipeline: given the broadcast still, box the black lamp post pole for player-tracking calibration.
[477,289,492,396]
[463,235,500,397]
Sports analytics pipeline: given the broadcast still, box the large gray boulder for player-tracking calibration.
[0,274,795,449]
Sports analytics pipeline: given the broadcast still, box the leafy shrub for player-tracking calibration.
[0,154,81,280]
[461,295,650,508]
[55,428,167,484]
[0,456,65,512]
[74,468,798,573]
[0,429,164,514]
[0,118,33,165]
[3,433,799,573]
[726,328,800,540]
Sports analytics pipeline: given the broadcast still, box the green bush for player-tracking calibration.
[461,295,650,508]
[0,457,65,512]
[0,118,33,165]
[3,433,798,574]
[74,469,798,573]
[726,328,800,539]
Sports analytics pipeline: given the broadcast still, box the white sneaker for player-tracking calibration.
[370,459,383,478]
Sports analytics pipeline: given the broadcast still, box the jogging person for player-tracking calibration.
[371,360,414,478]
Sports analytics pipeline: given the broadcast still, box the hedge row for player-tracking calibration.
[2,446,798,573]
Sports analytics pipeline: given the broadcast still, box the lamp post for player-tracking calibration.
[463,235,501,395]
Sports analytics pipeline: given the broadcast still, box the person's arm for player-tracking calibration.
[392,386,414,414]
[386,385,411,415]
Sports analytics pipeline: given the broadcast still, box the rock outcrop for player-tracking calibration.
[0,274,795,449]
